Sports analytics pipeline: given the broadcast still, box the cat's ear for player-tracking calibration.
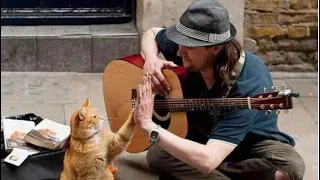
[82,98,91,107]
[79,107,86,120]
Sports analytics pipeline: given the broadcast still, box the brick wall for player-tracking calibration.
[244,0,318,72]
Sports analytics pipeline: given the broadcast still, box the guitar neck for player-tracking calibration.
[154,98,251,112]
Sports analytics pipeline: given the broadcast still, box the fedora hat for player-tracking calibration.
[166,0,237,47]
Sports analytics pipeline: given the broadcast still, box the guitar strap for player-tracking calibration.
[209,51,246,117]
[220,50,246,98]
[200,51,246,140]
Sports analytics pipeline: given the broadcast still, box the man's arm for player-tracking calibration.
[140,27,164,61]
[141,121,236,174]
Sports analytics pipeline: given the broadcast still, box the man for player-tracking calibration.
[133,0,305,180]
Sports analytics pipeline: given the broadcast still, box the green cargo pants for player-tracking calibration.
[146,140,305,180]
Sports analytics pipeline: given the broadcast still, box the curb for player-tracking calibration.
[271,72,318,79]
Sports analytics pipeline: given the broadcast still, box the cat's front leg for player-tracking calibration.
[107,109,135,163]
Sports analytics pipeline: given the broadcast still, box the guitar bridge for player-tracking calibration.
[131,89,137,108]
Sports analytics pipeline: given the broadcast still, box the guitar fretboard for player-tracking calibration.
[154,98,251,112]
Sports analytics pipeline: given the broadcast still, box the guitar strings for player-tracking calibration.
[153,97,278,102]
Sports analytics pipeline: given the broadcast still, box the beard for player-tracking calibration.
[182,57,214,72]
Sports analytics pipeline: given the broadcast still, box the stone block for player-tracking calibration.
[258,39,278,51]
[92,36,139,72]
[36,25,91,37]
[286,52,307,64]
[247,13,278,24]
[37,37,92,72]
[277,39,318,52]
[296,39,318,52]
[309,26,318,38]
[310,0,318,8]
[279,12,318,25]
[90,23,138,37]
[288,25,310,38]
[307,52,318,65]
[1,26,37,37]
[290,0,311,9]
[245,0,289,11]
[247,26,285,38]
[244,38,258,53]
[1,38,36,71]
[258,51,286,65]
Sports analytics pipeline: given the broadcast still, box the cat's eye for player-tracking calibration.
[94,115,96,118]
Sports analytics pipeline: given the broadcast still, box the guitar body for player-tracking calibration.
[103,54,188,153]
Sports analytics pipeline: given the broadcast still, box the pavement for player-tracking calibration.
[1,71,318,180]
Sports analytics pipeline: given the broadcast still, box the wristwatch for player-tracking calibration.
[149,124,161,144]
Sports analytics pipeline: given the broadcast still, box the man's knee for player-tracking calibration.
[285,154,305,180]
[272,151,305,180]
[262,141,306,180]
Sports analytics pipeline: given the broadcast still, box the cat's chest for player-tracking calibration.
[71,150,107,171]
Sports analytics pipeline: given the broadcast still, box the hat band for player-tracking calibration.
[176,22,230,43]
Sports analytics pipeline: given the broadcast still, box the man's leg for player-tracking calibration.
[220,140,305,180]
[146,144,231,180]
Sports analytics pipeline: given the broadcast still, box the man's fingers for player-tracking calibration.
[151,75,166,96]
[154,70,171,92]
[163,61,178,67]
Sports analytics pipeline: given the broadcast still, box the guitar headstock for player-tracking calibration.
[251,85,300,114]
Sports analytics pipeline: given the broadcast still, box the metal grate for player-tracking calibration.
[1,0,135,25]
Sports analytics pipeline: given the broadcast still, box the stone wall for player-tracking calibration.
[244,0,318,72]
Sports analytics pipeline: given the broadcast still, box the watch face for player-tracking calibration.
[150,131,159,139]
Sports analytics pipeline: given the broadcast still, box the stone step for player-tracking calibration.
[1,22,139,72]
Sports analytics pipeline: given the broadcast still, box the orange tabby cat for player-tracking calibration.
[60,98,135,180]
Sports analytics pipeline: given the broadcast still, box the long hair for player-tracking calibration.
[213,39,243,83]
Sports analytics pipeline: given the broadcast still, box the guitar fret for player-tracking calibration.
[161,98,253,113]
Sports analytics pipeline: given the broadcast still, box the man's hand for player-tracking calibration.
[134,74,156,131]
[143,55,177,96]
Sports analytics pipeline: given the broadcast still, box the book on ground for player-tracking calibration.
[24,118,70,150]
[2,119,39,154]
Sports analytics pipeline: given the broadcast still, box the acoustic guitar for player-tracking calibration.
[103,54,299,153]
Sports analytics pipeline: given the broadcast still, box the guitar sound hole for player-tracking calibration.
[152,94,171,130]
